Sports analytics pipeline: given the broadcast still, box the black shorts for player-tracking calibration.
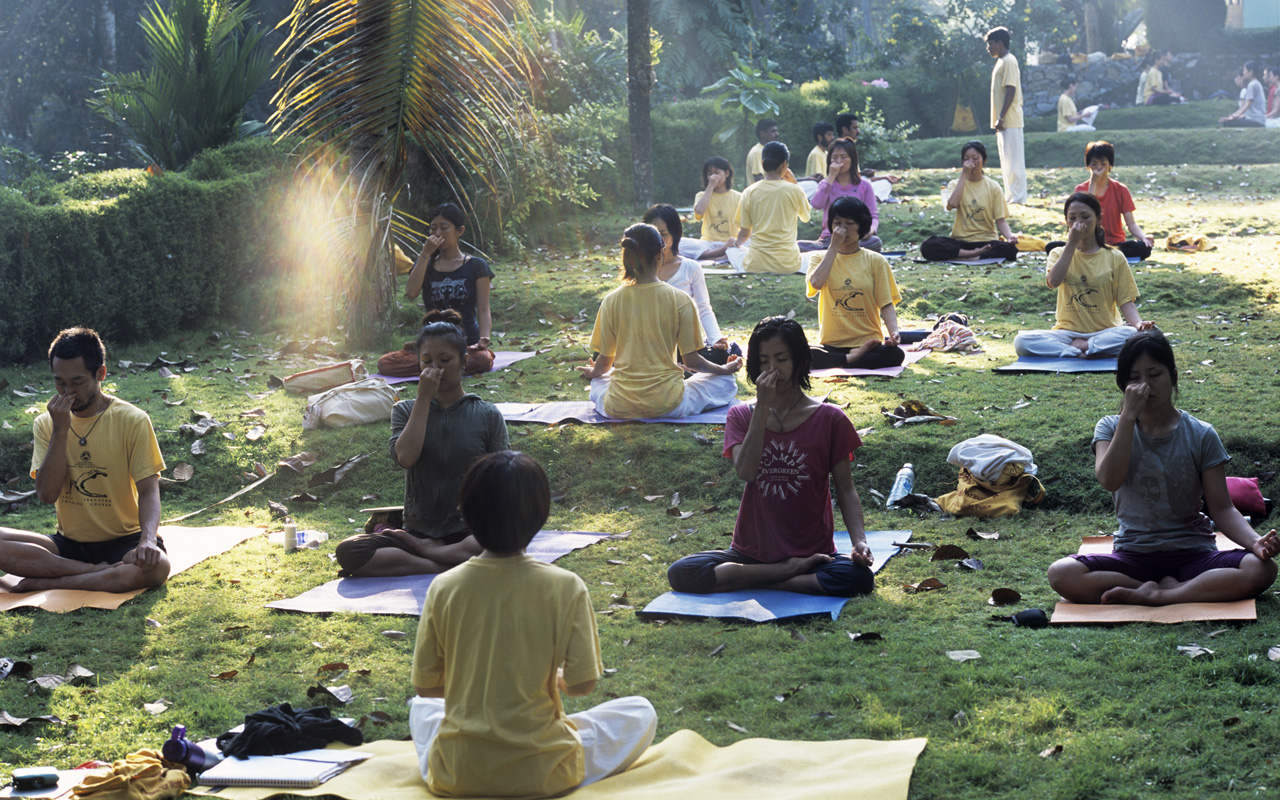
[51,532,167,565]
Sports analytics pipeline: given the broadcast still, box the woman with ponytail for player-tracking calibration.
[578,224,742,419]
[335,310,508,577]
[1013,192,1154,358]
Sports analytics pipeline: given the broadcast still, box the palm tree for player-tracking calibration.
[271,0,533,347]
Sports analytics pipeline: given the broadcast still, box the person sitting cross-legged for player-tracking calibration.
[1014,192,1154,359]
[920,140,1019,262]
[1047,331,1279,606]
[0,327,169,594]
[667,316,875,598]
[334,310,507,577]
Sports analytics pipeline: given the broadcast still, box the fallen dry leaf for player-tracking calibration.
[847,631,883,643]
[0,711,64,728]
[246,425,267,441]
[946,650,981,662]
[931,544,970,561]
[958,557,985,571]
[708,644,726,658]
[903,578,947,593]
[1040,744,1063,758]
[309,454,369,487]
[210,670,238,680]
[190,439,206,456]
[278,452,318,474]
[307,684,353,704]
[952,710,968,727]
[143,699,170,715]
[965,527,999,541]
[1177,644,1214,659]
[989,588,1022,606]
[1268,646,1280,662]
[382,630,407,640]
[725,721,748,733]
[319,662,349,673]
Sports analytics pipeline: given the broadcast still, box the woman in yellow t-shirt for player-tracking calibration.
[805,197,904,370]
[1013,192,1155,358]
[579,224,742,419]
[680,157,745,266]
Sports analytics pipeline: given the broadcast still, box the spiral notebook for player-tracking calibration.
[197,749,373,789]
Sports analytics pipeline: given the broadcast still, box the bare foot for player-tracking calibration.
[1070,338,1088,353]
[1101,581,1163,606]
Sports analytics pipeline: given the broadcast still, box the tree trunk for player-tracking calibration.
[98,0,117,72]
[626,0,652,210]
[1083,1,1102,53]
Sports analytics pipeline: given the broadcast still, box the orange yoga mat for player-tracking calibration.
[0,525,262,613]
[1050,534,1256,625]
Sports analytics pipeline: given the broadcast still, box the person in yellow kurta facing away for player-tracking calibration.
[1014,192,1154,358]
[409,450,657,797]
[734,141,810,275]
[0,327,168,594]
[806,197,905,371]
[579,224,742,419]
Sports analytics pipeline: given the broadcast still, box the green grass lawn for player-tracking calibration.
[2,159,1280,799]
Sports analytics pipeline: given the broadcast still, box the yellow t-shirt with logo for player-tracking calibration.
[944,175,1007,241]
[1049,247,1140,332]
[693,189,742,242]
[1057,94,1078,132]
[990,53,1024,129]
[738,179,810,274]
[590,281,704,419]
[806,145,827,177]
[413,556,602,798]
[30,398,165,542]
[806,249,903,348]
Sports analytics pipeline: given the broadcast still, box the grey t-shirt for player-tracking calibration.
[1245,79,1267,126]
[1093,411,1229,552]
[389,394,509,538]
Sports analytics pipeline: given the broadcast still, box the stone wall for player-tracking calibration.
[1023,51,1280,117]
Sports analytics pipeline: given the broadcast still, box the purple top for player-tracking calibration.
[810,179,878,239]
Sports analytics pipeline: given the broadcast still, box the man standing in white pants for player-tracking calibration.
[986,26,1026,205]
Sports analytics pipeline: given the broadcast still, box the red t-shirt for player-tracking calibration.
[1075,179,1135,246]
[723,402,861,563]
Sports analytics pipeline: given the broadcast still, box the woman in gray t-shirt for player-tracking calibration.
[1047,331,1278,605]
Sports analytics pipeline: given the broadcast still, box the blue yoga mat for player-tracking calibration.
[994,356,1117,374]
[639,529,911,623]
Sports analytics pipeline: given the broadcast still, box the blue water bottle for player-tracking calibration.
[887,463,914,508]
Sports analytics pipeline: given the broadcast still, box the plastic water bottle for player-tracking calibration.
[162,725,224,774]
[887,463,915,507]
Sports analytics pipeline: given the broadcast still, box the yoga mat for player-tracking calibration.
[0,525,263,613]
[1051,533,1256,625]
[266,530,608,616]
[810,347,931,379]
[373,352,538,384]
[935,256,1011,266]
[994,356,1118,374]
[496,400,743,425]
[639,530,911,623]
[187,730,927,800]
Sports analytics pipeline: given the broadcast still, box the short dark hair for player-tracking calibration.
[1084,140,1115,166]
[417,310,468,358]
[746,316,812,392]
[1116,331,1177,395]
[459,451,550,553]
[1063,192,1108,249]
[48,327,106,373]
[761,141,789,172]
[642,203,682,259]
[1059,75,1078,91]
[1244,60,1262,79]
[829,196,873,239]
[620,223,664,283]
[427,203,466,229]
[811,121,835,143]
[961,140,987,163]
[835,113,858,134]
[701,156,734,190]
[985,26,1011,48]
[755,118,777,136]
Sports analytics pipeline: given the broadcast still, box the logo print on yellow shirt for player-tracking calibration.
[71,470,109,499]
[1069,273,1099,309]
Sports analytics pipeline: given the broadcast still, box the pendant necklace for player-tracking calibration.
[71,399,112,446]
[770,394,803,429]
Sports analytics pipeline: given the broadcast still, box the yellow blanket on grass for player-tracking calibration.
[187,731,927,800]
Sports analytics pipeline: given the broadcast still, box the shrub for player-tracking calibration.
[0,141,291,363]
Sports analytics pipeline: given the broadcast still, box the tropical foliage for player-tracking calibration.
[701,54,789,151]
[270,0,534,347]
[651,0,752,95]
[511,10,629,114]
[87,0,272,170]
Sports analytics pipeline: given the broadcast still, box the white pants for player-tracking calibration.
[1063,123,1096,132]
[678,238,748,272]
[1013,326,1137,358]
[409,695,657,789]
[590,371,738,419]
[996,126,1027,204]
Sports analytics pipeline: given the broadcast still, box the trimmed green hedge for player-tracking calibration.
[0,139,291,363]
